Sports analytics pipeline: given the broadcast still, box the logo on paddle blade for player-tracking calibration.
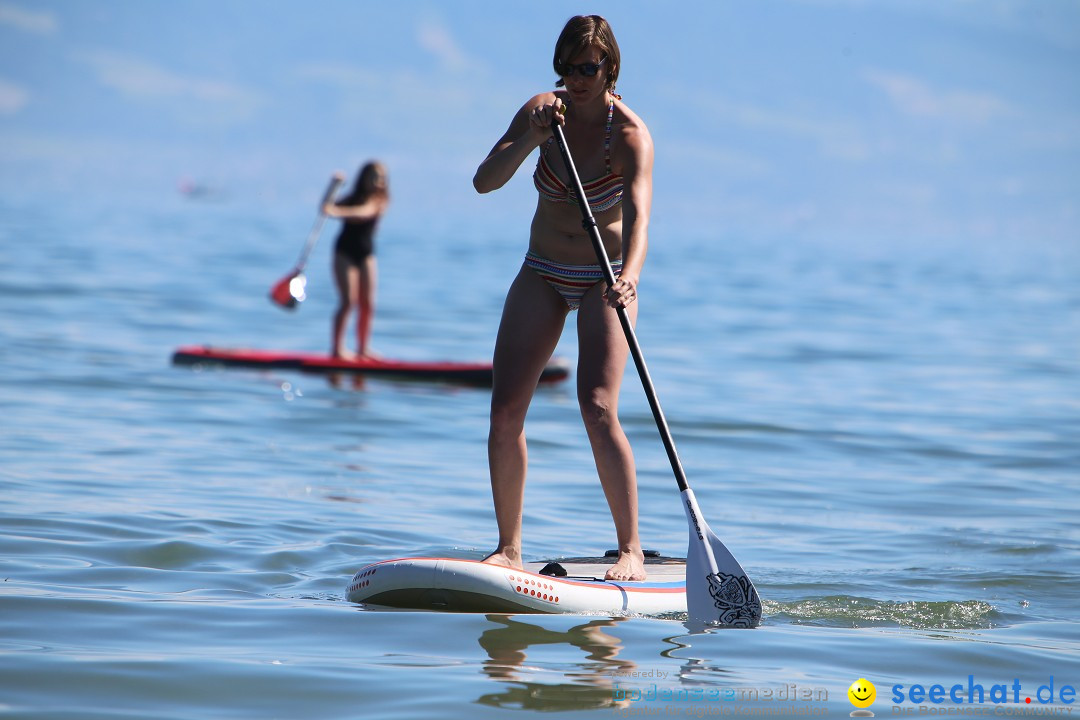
[706,572,762,628]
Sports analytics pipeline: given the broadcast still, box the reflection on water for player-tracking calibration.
[661,628,736,686]
[475,615,635,710]
[326,372,367,391]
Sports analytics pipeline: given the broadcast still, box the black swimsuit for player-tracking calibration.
[334,217,377,265]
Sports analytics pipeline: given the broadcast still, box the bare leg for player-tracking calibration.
[577,285,646,581]
[356,256,378,358]
[331,253,359,360]
[484,265,568,570]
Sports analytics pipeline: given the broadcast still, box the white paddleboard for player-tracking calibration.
[347,554,686,615]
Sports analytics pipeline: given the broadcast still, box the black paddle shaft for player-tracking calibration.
[550,120,690,494]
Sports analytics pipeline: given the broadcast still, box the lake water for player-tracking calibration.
[2,193,1078,719]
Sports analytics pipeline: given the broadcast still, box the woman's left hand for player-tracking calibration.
[606,277,637,308]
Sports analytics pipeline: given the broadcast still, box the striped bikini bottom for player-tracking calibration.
[524,251,622,311]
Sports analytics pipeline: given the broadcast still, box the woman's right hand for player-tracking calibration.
[321,173,345,215]
[527,98,567,143]
[474,94,566,193]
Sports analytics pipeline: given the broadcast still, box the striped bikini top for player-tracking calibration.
[533,100,623,213]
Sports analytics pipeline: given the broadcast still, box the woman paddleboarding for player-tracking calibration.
[322,161,390,360]
[473,15,655,582]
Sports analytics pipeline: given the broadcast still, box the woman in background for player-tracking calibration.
[322,161,389,360]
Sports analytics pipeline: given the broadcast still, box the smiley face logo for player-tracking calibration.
[848,678,876,709]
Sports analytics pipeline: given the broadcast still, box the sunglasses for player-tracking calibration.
[556,57,606,78]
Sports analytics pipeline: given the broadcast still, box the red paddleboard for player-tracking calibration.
[171,345,570,386]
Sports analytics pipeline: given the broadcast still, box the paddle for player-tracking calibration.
[269,174,345,310]
[550,114,762,628]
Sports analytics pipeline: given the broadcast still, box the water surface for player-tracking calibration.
[2,195,1078,718]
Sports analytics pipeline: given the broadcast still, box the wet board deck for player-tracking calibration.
[171,345,570,386]
[346,556,687,615]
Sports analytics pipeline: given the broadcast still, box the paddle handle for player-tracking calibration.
[294,174,345,270]
[550,121,689,494]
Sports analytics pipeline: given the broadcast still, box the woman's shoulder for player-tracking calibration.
[612,100,652,151]
[612,98,649,132]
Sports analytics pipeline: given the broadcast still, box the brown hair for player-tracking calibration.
[348,160,389,202]
[552,15,621,94]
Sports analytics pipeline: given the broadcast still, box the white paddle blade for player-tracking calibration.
[288,273,307,303]
[682,489,762,628]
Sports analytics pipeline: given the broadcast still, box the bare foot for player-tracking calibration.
[482,548,522,571]
[605,549,647,581]
[332,348,358,362]
[357,349,382,361]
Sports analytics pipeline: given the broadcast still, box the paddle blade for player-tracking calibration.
[269,271,306,309]
[682,489,762,628]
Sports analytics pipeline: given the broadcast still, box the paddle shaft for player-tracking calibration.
[549,121,689,494]
[293,175,345,271]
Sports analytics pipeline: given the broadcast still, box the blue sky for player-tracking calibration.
[1,0,1077,243]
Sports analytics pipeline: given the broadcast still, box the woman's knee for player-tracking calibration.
[578,388,617,431]
[490,393,530,438]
